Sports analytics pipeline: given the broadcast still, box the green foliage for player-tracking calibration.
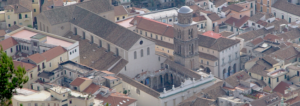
[0,46,29,106]
[105,103,110,106]
[27,25,33,28]
[123,90,128,94]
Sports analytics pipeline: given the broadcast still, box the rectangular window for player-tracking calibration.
[277,77,279,82]
[134,51,137,59]
[116,48,119,56]
[99,40,102,47]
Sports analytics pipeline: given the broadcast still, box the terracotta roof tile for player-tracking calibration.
[250,37,264,45]
[193,16,207,22]
[222,4,244,12]
[256,20,268,26]
[225,71,251,87]
[273,81,291,95]
[70,77,91,87]
[41,46,67,62]
[83,83,100,94]
[104,76,117,80]
[0,30,6,37]
[224,16,249,28]
[250,93,281,106]
[13,60,36,71]
[263,34,282,42]
[96,92,137,106]
[272,0,300,17]
[207,13,221,21]
[114,5,128,16]
[27,53,46,64]
[0,37,18,50]
[220,31,234,38]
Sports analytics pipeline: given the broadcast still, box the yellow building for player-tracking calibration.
[114,5,128,22]
[4,0,33,28]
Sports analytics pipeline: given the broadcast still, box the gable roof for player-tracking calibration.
[198,35,240,51]
[249,12,274,22]
[69,6,141,50]
[83,83,100,94]
[225,71,251,87]
[237,28,271,42]
[193,16,207,22]
[41,46,67,62]
[272,0,300,17]
[0,37,18,50]
[224,16,249,28]
[13,60,36,71]
[220,31,234,38]
[131,16,174,38]
[248,63,269,77]
[211,0,227,7]
[263,34,282,42]
[277,29,300,41]
[269,46,299,60]
[27,53,46,64]
[114,5,128,16]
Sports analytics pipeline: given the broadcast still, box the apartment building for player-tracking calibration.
[4,0,33,28]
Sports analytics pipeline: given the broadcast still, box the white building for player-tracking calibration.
[141,8,178,25]
[272,0,300,23]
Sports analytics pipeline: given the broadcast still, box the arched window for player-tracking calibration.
[139,49,143,57]
[134,51,137,59]
[147,47,150,55]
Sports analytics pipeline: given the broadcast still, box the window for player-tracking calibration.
[34,9,36,12]
[122,16,125,19]
[282,15,284,19]
[145,32,147,36]
[215,62,218,66]
[274,12,276,17]
[140,49,143,57]
[158,56,160,61]
[37,86,40,91]
[7,15,10,19]
[169,19,172,22]
[261,76,263,80]
[207,61,209,65]
[107,43,110,52]
[10,48,13,53]
[156,35,158,39]
[8,24,10,27]
[161,36,163,40]
[140,30,142,34]
[117,17,119,21]
[147,47,150,55]
[134,51,137,59]
[91,35,94,43]
[19,14,22,19]
[25,14,28,18]
[70,72,71,76]
[116,48,119,56]
[49,63,51,67]
[70,100,72,104]
[289,17,291,23]
[235,52,238,58]
[82,31,85,39]
[222,58,224,64]
[277,77,279,82]
[99,40,102,47]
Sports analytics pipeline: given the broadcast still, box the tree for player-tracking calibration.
[0,46,28,106]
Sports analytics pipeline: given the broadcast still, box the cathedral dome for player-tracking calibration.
[178,6,193,13]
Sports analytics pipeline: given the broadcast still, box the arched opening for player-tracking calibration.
[140,81,143,84]
[164,74,169,84]
[228,66,231,77]
[233,64,236,73]
[206,67,211,74]
[170,74,174,85]
[160,75,163,85]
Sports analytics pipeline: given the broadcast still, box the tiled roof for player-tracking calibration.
[76,0,113,14]
[248,63,269,77]
[131,16,174,38]
[212,0,227,7]
[0,37,18,50]
[193,16,207,22]
[237,28,271,42]
[41,0,63,12]
[272,0,300,17]
[273,81,291,95]
[96,92,137,106]
[41,46,67,62]
[249,12,274,22]
[0,30,6,37]
[263,34,282,42]
[199,52,218,61]
[250,37,264,46]
[207,13,221,21]
[222,4,244,12]
[265,19,288,30]
[224,71,251,87]
[70,77,91,87]
[250,93,281,106]
[178,81,225,106]
[68,35,127,74]
[164,59,202,80]
[69,6,141,50]
[8,25,21,32]
[13,60,36,71]
[7,0,32,13]
[263,85,272,92]
[117,73,160,98]
[83,83,100,94]
[262,56,279,65]
[38,71,54,79]
[27,53,46,64]
[202,31,222,39]
[224,16,250,28]
[148,37,174,49]
[220,31,234,38]
[269,46,299,60]
[278,29,300,41]
[198,35,240,51]
[114,5,128,16]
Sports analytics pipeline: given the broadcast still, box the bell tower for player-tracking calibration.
[174,6,199,71]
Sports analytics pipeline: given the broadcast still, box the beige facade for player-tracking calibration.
[256,0,272,13]
[4,10,33,28]
[115,14,128,22]
[32,0,40,23]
